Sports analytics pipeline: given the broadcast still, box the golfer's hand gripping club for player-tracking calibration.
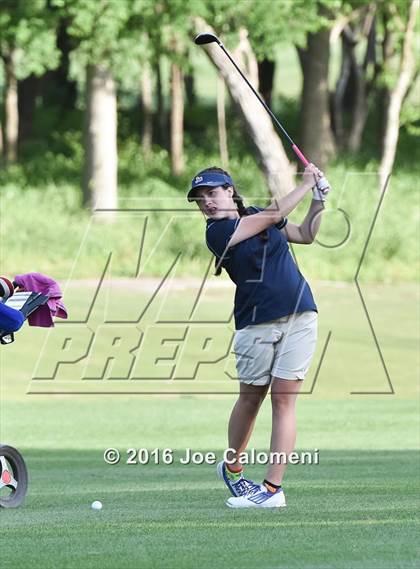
[312,177,330,201]
[302,164,330,201]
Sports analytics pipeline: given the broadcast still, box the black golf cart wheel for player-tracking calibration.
[0,445,28,508]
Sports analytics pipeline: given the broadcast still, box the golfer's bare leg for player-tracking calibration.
[226,382,269,470]
[265,378,302,485]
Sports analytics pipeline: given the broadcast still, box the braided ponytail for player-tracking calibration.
[198,166,269,276]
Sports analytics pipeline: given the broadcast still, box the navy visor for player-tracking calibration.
[187,172,234,202]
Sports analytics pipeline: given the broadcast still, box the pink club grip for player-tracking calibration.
[292,144,309,167]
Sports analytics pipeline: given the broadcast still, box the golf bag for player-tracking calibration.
[0,291,49,508]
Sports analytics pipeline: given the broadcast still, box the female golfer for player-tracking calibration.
[187,163,329,508]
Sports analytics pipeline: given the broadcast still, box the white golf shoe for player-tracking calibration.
[226,484,286,508]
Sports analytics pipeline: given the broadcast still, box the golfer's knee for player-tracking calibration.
[239,392,266,412]
[271,391,296,412]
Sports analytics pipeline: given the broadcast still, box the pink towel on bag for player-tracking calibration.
[14,272,68,327]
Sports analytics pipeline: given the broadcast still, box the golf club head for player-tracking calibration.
[194,33,221,46]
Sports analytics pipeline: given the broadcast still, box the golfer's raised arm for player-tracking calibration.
[281,199,325,245]
[228,164,321,248]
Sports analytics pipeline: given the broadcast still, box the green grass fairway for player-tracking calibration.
[1,281,419,568]
[2,446,419,569]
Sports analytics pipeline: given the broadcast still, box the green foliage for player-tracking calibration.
[150,0,203,49]
[57,0,205,87]
[371,0,420,90]
[60,0,136,73]
[401,100,420,136]
[53,0,157,89]
[200,0,326,58]
[0,0,60,78]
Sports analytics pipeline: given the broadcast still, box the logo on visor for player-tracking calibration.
[194,176,203,183]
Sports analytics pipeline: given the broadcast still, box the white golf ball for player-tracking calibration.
[91,500,102,510]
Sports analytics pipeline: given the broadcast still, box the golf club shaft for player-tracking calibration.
[219,43,309,167]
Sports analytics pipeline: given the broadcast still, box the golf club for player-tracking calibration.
[194,32,310,167]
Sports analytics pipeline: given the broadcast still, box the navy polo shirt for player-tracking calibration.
[206,206,318,330]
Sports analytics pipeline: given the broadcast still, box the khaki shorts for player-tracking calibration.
[233,310,318,385]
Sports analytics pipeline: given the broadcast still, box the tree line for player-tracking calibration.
[0,0,418,210]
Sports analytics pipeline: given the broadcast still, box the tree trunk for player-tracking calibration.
[347,62,368,152]
[347,10,376,153]
[344,26,368,153]
[18,74,39,148]
[217,74,229,169]
[300,28,335,169]
[56,18,78,110]
[43,18,77,112]
[194,18,294,197]
[379,0,418,191]
[235,28,259,89]
[332,33,352,148]
[83,64,118,212]
[258,58,275,106]
[379,8,395,147]
[170,60,184,176]
[141,61,153,157]
[156,58,167,148]
[3,50,19,163]
[184,71,196,106]
[332,7,377,153]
